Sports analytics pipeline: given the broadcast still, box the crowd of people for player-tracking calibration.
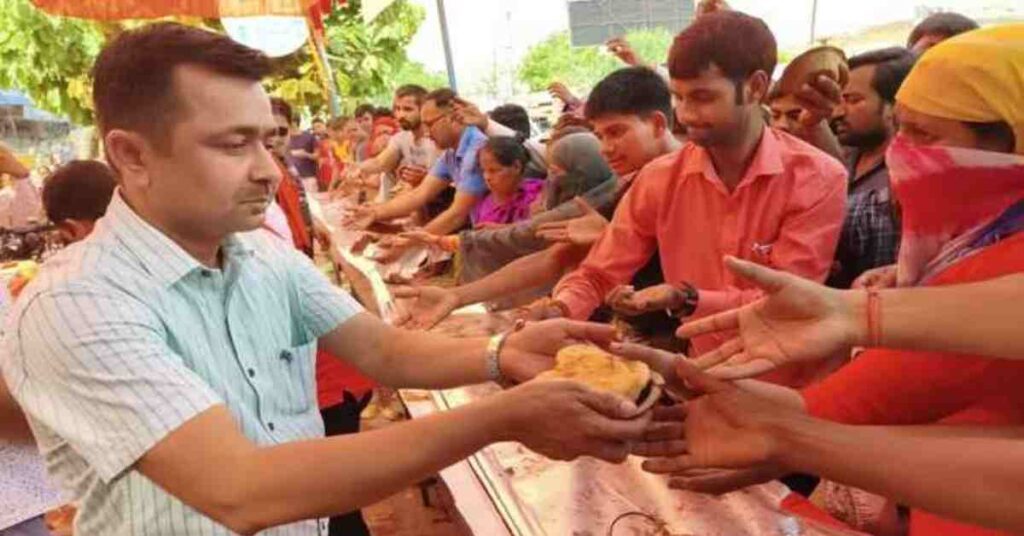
[1,3,1022,536]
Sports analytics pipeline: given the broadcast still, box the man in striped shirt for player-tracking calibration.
[0,23,648,535]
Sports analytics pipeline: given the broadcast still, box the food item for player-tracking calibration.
[778,46,849,95]
[537,344,651,401]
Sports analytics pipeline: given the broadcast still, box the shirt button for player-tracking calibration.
[279,350,293,363]
[200,270,212,278]
[267,421,275,431]
[247,368,256,378]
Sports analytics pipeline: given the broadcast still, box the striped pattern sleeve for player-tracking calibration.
[284,247,363,341]
[11,282,222,483]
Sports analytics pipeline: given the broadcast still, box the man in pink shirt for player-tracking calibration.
[550,11,847,383]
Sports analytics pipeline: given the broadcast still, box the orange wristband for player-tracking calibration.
[866,289,882,347]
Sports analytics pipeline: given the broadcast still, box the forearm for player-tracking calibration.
[357,148,398,176]
[455,248,565,306]
[374,190,424,221]
[423,206,469,235]
[776,419,1024,532]
[239,397,507,532]
[869,275,1024,359]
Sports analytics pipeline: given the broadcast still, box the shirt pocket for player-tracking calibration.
[267,341,317,415]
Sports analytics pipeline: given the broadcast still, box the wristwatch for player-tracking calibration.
[667,282,699,318]
[485,319,526,383]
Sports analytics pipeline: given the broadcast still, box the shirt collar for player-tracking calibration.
[454,125,486,161]
[101,190,256,288]
[679,127,785,186]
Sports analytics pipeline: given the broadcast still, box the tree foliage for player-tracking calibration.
[517,28,674,94]
[0,0,442,123]
[0,0,107,124]
[270,0,446,116]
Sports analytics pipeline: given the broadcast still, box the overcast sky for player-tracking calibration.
[404,0,1022,93]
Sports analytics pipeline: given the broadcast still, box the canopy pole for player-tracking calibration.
[436,0,458,92]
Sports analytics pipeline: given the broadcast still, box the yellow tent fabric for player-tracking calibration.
[897,24,1024,154]
[31,0,318,20]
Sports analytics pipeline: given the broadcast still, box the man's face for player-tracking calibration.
[125,65,281,240]
[393,95,421,131]
[768,95,803,135]
[343,120,365,143]
[421,100,460,149]
[832,65,891,149]
[356,112,374,136]
[670,65,762,148]
[311,121,327,138]
[589,113,664,176]
[269,113,291,159]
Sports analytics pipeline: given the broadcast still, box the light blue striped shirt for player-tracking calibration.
[0,193,362,535]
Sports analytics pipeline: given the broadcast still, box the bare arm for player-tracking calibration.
[875,274,1024,359]
[357,144,402,176]
[777,419,1024,533]
[319,313,491,388]
[454,244,579,307]
[421,190,480,235]
[372,175,448,222]
[139,395,513,534]
[680,260,1024,380]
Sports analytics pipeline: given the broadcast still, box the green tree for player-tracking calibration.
[0,0,107,124]
[267,0,445,116]
[517,28,674,94]
[1,0,440,123]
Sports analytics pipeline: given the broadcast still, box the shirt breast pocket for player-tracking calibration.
[268,342,317,415]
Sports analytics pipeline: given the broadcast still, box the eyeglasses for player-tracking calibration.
[422,111,452,131]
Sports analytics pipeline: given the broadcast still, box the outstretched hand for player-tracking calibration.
[677,256,864,380]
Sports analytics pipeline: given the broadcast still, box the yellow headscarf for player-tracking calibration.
[896,24,1024,154]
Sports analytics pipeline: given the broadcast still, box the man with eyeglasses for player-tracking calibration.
[346,88,490,235]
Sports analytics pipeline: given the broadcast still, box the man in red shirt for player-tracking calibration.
[548,11,847,384]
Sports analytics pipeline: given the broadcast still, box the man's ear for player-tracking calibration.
[746,71,771,105]
[104,129,153,189]
[649,111,669,137]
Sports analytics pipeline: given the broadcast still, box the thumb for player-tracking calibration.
[578,386,638,419]
[573,196,598,215]
[675,358,731,395]
[723,256,790,294]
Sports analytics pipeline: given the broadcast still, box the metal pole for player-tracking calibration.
[809,0,819,44]
[436,0,458,91]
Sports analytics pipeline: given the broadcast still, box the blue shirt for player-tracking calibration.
[429,125,490,197]
[1,192,362,535]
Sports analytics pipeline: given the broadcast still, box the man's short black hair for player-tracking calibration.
[354,103,375,118]
[847,47,917,104]
[43,160,118,223]
[584,66,672,125]
[489,104,531,139]
[373,106,393,118]
[395,84,429,104]
[92,22,270,145]
[908,12,979,48]
[424,88,456,109]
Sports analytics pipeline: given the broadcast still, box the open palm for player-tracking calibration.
[679,257,862,379]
